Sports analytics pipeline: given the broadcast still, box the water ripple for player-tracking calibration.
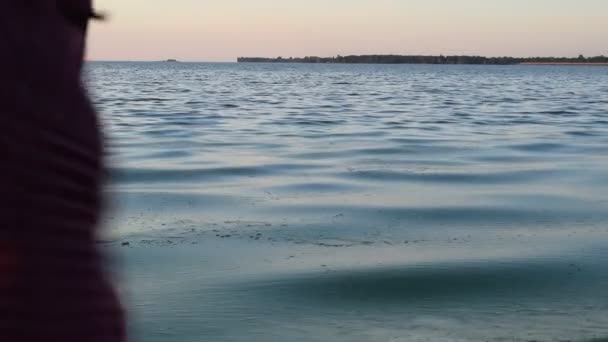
[88,62,608,342]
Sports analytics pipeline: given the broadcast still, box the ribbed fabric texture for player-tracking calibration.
[0,1,125,341]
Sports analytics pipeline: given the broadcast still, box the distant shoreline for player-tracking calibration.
[237,55,608,66]
[520,62,608,66]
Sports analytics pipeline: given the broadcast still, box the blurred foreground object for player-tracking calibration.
[0,1,125,341]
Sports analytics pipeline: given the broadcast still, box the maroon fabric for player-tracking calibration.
[0,1,125,341]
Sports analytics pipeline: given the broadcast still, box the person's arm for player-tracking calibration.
[0,1,125,341]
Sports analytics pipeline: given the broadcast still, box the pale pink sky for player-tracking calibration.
[88,0,608,62]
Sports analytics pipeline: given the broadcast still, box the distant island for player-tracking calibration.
[237,55,608,65]
[165,59,179,62]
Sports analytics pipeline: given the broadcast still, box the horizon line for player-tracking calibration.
[87,52,607,63]
[87,53,607,64]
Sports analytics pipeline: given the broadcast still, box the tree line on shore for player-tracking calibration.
[237,54,608,65]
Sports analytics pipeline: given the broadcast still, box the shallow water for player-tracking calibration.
[89,62,608,342]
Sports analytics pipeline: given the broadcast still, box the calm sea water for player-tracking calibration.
[88,62,608,342]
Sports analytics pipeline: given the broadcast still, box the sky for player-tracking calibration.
[88,0,608,62]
